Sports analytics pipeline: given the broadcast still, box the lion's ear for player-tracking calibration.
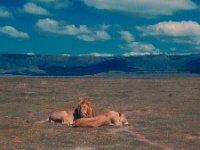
[78,100,84,104]
[84,99,92,105]
[118,112,122,117]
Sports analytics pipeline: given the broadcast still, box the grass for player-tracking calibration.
[0,77,200,150]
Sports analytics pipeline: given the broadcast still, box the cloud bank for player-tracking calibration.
[23,3,50,15]
[119,30,159,56]
[137,21,200,50]
[83,0,197,17]
[36,18,111,41]
[33,0,71,9]
[137,21,200,37]
[0,26,29,39]
[89,52,113,57]
[119,31,135,43]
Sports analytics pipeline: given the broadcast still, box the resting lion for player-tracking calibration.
[73,111,128,127]
[35,98,96,125]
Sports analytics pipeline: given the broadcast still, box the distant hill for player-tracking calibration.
[0,54,200,76]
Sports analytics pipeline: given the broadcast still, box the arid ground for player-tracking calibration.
[0,77,200,150]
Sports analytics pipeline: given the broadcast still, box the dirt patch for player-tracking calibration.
[125,106,155,116]
[107,126,130,134]
[184,133,200,141]
[107,126,174,150]
[71,147,96,150]
[12,136,23,143]
[145,106,154,114]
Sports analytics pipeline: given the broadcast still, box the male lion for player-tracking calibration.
[35,98,95,126]
[74,98,96,118]
[73,111,128,127]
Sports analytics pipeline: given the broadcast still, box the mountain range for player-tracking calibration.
[0,54,200,76]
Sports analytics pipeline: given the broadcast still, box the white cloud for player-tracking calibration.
[77,31,111,42]
[119,31,135,43]
[0,26,29,39]
[62,54,71,56]
[83,0,197,17]
[123,52,156,56]
[137,21,200,50]
[36,18,91,35]
[137,21,200,37]
[89,52,113,57]
[65,25,91,35]
[121,41,160,56]
[33,0,71,9]
[76,34,95,41]
[23,3,50,15]
[0,6,12,18]
[36,18,111,42]
[118,30,159,55]
[27,52,35,56]
[98,24,111,30]
[96,31,111,40]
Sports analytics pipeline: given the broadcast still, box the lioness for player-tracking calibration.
[35,98,95,125]
[73,111,128,127]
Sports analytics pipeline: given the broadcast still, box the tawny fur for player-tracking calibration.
[74,98,96,118]
[73,111,128,128]
[35,98,95,126]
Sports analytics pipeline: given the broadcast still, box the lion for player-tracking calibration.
[35,98,96,126]
[73,111,128,128]
[74,98,95,118]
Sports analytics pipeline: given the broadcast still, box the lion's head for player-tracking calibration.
[106,111,128,126]
[118,112,128,125]
[74,98,95,119]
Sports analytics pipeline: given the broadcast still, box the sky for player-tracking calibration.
[0,0,200,56]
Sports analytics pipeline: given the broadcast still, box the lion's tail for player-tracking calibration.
[35,118,49,124]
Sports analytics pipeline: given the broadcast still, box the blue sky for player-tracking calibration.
[0,0,200,56]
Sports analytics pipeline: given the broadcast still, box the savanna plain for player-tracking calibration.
[0,77,200,150]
